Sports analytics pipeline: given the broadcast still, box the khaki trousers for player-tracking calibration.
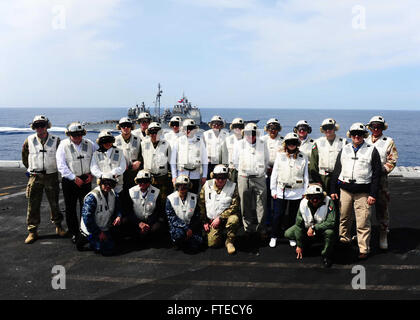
[207,215,240,247]
[237,175,267,234]
[26,173,63,232]
[339,189,372,254]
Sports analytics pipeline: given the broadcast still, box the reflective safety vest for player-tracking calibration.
[262,134,284,167]
[203,180,236,220]
[299,196,331,229]
[237,138,267,177]
[164,131,183,149]
[62,138,93,176]
[132,129,148,142]
[167,192,197,225]
[339,143,375,184]
[316,136,346,175]
[366,135,393,167]
[129,185,160,221]
[177,135,202,171]
[299,136,315,159]
[223,134,242,168]
[203,129,229,164]
[93,147,124,189]
[80,187,116,235]
[142,139,170,176]
[28,133,58,174]
[115,134,140,164]
[275,151,306,189]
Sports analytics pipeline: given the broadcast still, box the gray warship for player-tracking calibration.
[80,84,259,132]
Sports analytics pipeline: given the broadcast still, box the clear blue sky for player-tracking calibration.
[1,0,420,110]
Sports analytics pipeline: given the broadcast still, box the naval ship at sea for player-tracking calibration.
[80,84,259,132]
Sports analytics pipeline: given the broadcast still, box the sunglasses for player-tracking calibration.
[186,126,196,131]
[267,125,281,130]
[322,124,335,131]
[70,132,84,137]
[350,131,365,137]
[120,123,132,128]
[231,124,244,130]
[214,174,228,180]
[170,122,180,127]
[177,184,188,189]
[139,120,150,124]
[137,179,151,184]
[212,121,223,126]
[286,140,299,146]
[99,137,115,144]
[33,122,47,129]
[148,130,160,135]
[297,126,309,132]
[102,180,116,187]
[307,195,323,201]
[369,124,383,130]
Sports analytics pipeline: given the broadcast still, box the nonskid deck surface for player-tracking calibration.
[1,168,420,300]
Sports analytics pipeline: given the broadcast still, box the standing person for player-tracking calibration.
[310,118,347,195]
[133,112,151,141]
[114,117,142,204]
[126,170,165,241]
[203,115,229,178]
[261,118,284,231]
[233,123,269,250]
[77,173,123,256]
[221,117,244,183]
[293,120,314,160]
[90,130,127,194]
[269,132,309,248]
[199,165,240,255]
[170,119,208,194]
[284,184,336,268]
[330,123,382,260]
[56,122,96,243]
[141,122,172,210]
[164,116,183,150]
[166,175,203,253]
[22,115,66,244]
[366,116,398,250]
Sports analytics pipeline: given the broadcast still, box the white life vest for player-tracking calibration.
[366,135,393,167]
[275,151,307,189]
[80,187,116,235]
[223,134,242,168]
[316,136,346,175]
[177,135,202,171]
[115,134,140,164]
[93,147,124,189]
[203,129,229,164]
[141,139,170,176]
[237,138,267,177]
[339,143,375,184]
[262,134,284,167]
[300,196,331,229]
[129,185,160,221]
[62,138,93,176]
[203,180,236,220]
[167,192,198,225]
[164,131,183,149]
[27,133,59,174]
[299,136,315,159]
[132,129,148,142]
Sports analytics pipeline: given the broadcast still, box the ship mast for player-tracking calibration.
[154,83,163,120]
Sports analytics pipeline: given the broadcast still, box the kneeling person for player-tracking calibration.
[166,175,203,252]
[199,165,240,254]
[284,184,336,267]
[127,170,164,238]
[77,174,123,255]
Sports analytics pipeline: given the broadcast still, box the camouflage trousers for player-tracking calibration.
[375,175,391,231]
[207,215,240,247]
[26,172,63,232]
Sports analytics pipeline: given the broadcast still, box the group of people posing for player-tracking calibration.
[21,112,398,267]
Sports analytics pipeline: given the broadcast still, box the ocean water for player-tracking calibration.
[0,107,419,166]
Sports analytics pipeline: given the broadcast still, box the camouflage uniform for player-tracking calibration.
[199,183,240,247]
[22,137,63,233]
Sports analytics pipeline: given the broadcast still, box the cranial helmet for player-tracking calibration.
[116,117,135,130]
[169,116,182,127]
[282,132,301,147]
[320,118,340,133]
[210,164,230,179]
[146,122,162,135]
[347,122,369,138]
[98,172,117,187]
[242,122,258,137]
[134,170,152,184]
[65,122,86,136]
[367,115,388,130]
[137,112,151,122]
[31,115,51,130]
[208,115,225,128]
[182,118,197,128]
[264,118,282,132]
[175,175,192,189]
[229,118,244,131]
[96,130,115,145]
[293,120,312,134]
[304,183,327,197]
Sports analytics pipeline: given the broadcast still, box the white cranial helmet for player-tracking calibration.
[96,130,115,144]
[134,170,152,184]
[137,112,151,121]
[182,118,197,128]
[265,118,282,132]
[367,115,388,130]
[116,117,134,130]
[66,122,86,136]
[31,115,51,129]
[208,115,225,128]
[320,118,340,133]
[282,132,301,147]
[229,118,244,130]
[294,120,312,134]
[210,164,230,179]
[347,122,369,138]
[175,175,192,189]
[304,184,326,197]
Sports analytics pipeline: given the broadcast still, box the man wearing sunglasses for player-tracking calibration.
[310,118,347,195]
[133,112,151,141]
[22,115,67,244]
[284,184,336,268]
[203,115,229,179]
[56,122,97,243]
[77,173,123,256]
[366,116,398,250]
[293,120,314,160]
[199,165,240,255]
[330,123,381,260]
[164,116,184,150]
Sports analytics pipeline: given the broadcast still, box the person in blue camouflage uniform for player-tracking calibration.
[166,175,203,252]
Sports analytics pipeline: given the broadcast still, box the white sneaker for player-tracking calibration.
[379,231,388,250]
[289,240,297,247]
[269,238,277,248]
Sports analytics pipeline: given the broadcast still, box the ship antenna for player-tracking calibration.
[154,83,163,119]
